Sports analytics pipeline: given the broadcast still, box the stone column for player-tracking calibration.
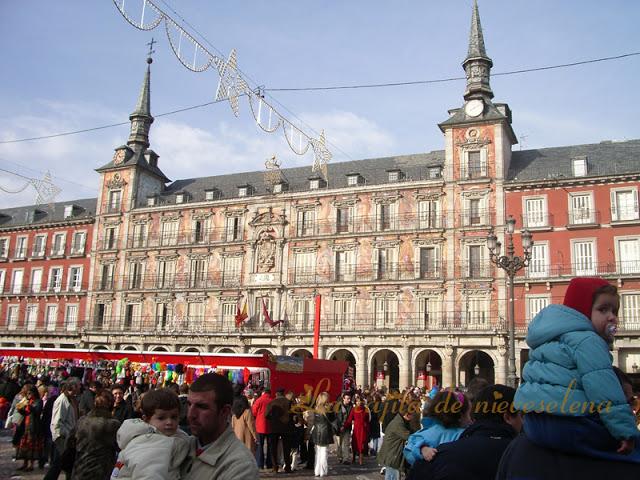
[495,346,507,385]
[356,344,367,389]
[442,345,455,388]
[400,345,412,390]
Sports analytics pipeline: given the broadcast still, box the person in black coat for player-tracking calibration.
[408,385,522,480]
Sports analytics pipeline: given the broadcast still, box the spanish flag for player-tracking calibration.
[235,298,248,328]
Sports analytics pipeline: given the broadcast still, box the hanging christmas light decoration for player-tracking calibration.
[112,0,332,179]
[0,169,62,205]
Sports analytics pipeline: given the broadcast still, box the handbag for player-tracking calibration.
[5,410,24,429]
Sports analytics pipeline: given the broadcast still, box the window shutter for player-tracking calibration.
[610,190,618,221]
[634,189,639,216]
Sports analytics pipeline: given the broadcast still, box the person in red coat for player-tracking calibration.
[251,388,274,469]
[344,396,371,465]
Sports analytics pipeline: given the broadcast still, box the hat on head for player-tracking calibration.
[563,277,611,318]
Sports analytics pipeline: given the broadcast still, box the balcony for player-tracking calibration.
[118,272,228,291]
[520,261,640,280]
[457,263,491,279]
[124,227,245,249]
[288,262,443,285]
[567,209,600,227]
[521,212,554,230]
[459,209,494,228]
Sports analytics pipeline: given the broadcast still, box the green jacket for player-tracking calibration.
[377,413,412,470]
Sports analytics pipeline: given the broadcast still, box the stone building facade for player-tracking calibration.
[1,3,639,390]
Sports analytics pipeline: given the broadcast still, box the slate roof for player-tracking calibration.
[96,146,170,183]
[152,150,446,207]
[0,197,96,230]
[507,139,640,182]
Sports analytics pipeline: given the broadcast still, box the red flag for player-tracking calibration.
[262,298,283,328]
[235,298,248,328]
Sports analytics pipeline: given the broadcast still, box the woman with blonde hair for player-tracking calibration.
[309,392,336,478]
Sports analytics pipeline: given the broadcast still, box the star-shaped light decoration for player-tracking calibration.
[32,171,62,205]
[215,49,249,117]
[311,130,332,181]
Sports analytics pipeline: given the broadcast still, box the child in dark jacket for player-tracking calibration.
[515,277,639,461]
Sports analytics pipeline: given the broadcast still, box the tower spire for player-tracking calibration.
[462,0,493,101]
[127,50,155,151]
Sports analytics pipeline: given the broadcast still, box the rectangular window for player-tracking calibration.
[156,260,175,289]
[466,150,486,179]
[32,235,46,257]
[467,245,484,278]
[469,198,482,226]
[11,269,24,294]
[68,266,82,292]
[527,296,550,321]
[0,270,5,293]
[0,238,9,258]
[51,233,66,256]
[336,207,352,233]
[420,297,440,328]
[156,303,170,330]
[65,305,78,331]
[222,302,236,331]
[621,293,640,327]
[14,237,27,259]
[419,247,439,279]
[108,190,122,213]
[124,304,141,330]
[528,243,549,278]
[611,189,639,221]
[161,221,179,246]
[189,258,207,288]
[132,223,146,248]
[374,297,396,329]
[104,227,116,250]
[187,302,205,330]
[333,298,352,330]
[296,210,315,237]
[294,252,316,283]
[572,240,595,275]
[192,219,206,244]
[293,298,313,329]
[128,262,143,289]
[94,303,111,330]
[71,232,86,254]
[7,305,18,330]
[375,248,397,280]
[99,264,114,290]
[223,256,242,286]
[335,250,355,281]
[347,175,358,186]
[418,200,440,229]
[48,267,62,292]
[225,216,242,242]
[255,297,272,326]
[26,304,38,331]
[524,197,547,228]
[570,193,594,224]
[466,297,487,326]
[45,305,58,331]
[617,238,640,274]
[30,268,43,293]
[377,203,393,231]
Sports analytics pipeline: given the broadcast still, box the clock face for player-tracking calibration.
[113,149,126,165]
[465,99,484,117]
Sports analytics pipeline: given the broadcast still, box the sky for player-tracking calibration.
[0,0,639,208]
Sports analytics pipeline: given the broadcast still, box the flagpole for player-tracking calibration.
[313,293,321,358]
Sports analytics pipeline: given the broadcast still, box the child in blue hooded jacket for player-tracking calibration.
[514,277,639,462]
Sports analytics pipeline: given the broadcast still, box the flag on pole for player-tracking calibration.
[262,298,283,328]
[235,298,248,328]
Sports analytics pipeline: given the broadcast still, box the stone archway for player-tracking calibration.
[218,348,236,354]
[414,349,443,388]
[183,347,201,353]
[329,348,357,388]
[92,345,109,351]
[121,346,138,351]
[458,350,495,386]
[253,348,275,355]
[151,346,169,352]
[370,349,400,392]
[290,348,313,359]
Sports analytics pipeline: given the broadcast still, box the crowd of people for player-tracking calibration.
[0,276,638,479]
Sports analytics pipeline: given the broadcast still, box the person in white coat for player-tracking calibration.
[111,388,190,480]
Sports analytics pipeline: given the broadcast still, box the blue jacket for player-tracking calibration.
[514,304,637,440]
[403,420,465,465]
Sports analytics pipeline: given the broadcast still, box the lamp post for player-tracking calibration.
[487,216,533,388]
[633,362,638,374]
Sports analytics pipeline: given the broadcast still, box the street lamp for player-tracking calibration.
[487,216,533,388]
[633,362,638,374]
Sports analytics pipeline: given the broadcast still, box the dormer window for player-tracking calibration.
[205,189,220,201]
[175,192,186,204]
[238,185,252,197]
[347,173,361,186]
[147,196,157,207]
[387,170,402,183]
[273,182,288,194]
[309,179,320,190]
[64,205,74,219]
[429,167,442,179]
[572,156,587,177]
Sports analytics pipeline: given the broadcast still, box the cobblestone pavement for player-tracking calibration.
[1,429,381,480]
